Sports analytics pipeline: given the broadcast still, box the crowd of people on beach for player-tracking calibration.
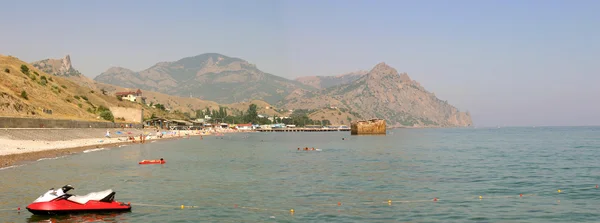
[101,126,243,144]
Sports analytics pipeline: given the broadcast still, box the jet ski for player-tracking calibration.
[26,185,131,215]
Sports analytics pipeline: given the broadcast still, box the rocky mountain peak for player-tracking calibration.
[366,62,400,80]
[61,55,72,72]
[32,55,81,77]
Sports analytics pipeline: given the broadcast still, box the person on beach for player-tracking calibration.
[105,129,110,138]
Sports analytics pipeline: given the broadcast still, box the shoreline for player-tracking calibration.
[0,128,226,169]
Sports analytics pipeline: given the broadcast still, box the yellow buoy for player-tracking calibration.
[181,205,184,209]
[479,196,483,199]
[558,189,561,193]
[388,200,392,205]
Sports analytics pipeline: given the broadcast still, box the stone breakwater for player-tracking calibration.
[0,128,219,168]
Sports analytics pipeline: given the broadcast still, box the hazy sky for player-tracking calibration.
[1,0,599,127]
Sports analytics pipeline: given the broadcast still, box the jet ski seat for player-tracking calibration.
[67,189,115,204]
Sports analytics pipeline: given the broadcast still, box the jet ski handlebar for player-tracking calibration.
[61,185,75,193]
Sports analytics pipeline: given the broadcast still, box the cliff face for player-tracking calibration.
[281,62,473,128]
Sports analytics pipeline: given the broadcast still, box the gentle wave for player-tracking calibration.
[36,156,66,161]
[83,148,105,153]
[0,164,24,171]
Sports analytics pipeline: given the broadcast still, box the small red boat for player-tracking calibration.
[138,158,165,164]
[26,185,131,215]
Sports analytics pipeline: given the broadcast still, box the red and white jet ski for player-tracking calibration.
[26,185,131,215]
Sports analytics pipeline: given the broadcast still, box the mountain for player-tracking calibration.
[295,70,368,89]
[94,53,314,104]
[28,55,286,119]
[0,55,146,121]
[281,62,472,128]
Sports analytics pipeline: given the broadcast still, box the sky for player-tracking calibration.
[1,0,599,127]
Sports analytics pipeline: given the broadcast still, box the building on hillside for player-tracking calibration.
[116,89,146,104]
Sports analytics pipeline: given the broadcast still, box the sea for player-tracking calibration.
[1,126,599,222]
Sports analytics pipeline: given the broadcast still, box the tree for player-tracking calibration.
[154,103,165,111]
[245,104,258,123]
[101,88,107,95]
[99,110,114,122]
[20,65,29,74]
[195,109,204,119]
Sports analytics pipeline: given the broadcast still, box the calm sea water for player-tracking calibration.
[1,127,600,222]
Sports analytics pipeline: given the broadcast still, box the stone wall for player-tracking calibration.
[351,119,386,135]
[109,107,143,123]
[0,117,142,129]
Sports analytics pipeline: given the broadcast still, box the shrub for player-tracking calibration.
[78,103,82,108]
[20,65,29,74]
[48,77,53,82]
[30,75,36,81]
[4,68,9,73]
[86,108,94,113]
[116,95,122,101]
[90,90,95,94]
[20,90,28,100]
[40,76,48,86]
[66,98,72,103]
[74,95,80,100]
[96,105,109,113]
[33,71,39,76]
[99,110,114,122]
[80,96,88,101]
[61,85,66,89]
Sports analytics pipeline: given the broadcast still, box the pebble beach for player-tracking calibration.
[0,128,222,168]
